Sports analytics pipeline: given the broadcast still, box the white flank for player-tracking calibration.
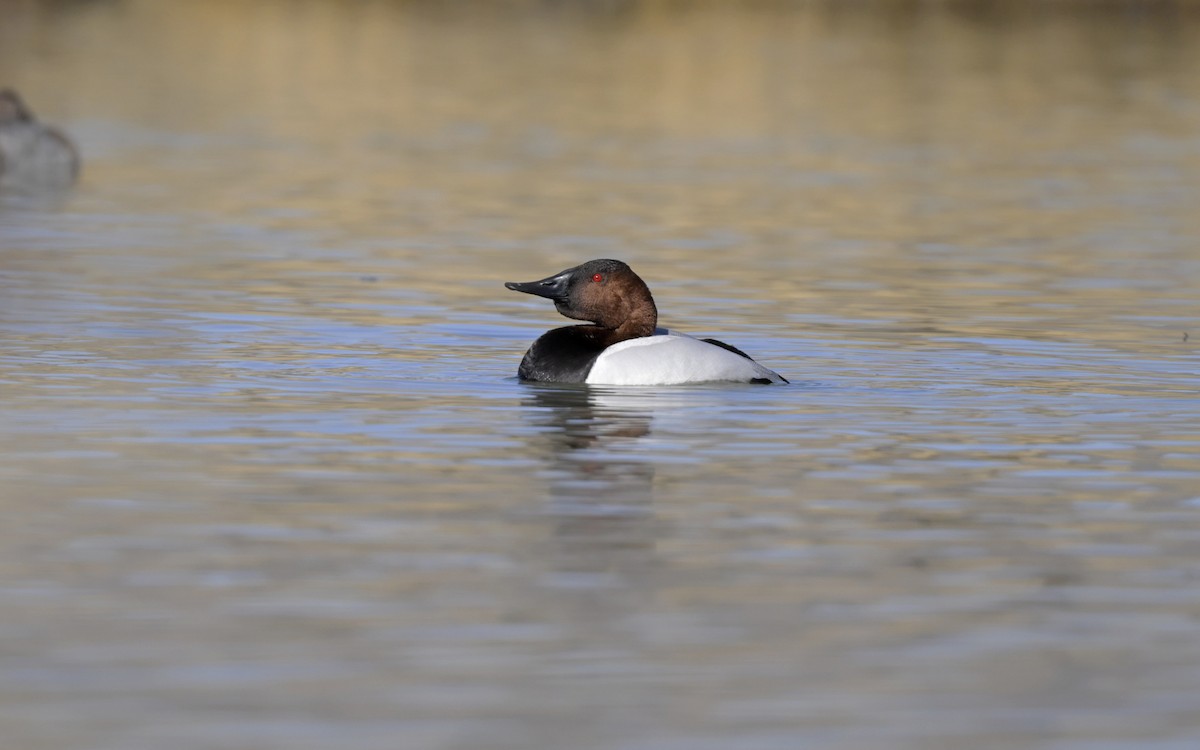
[585,332,785,386]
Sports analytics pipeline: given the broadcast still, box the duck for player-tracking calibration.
[0,88,80,190]
[505,259,788,385]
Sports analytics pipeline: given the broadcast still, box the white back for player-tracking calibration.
[586,333,785,385]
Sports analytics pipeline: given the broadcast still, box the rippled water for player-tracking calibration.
[2,2,1200,749]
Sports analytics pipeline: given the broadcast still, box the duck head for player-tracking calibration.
[506,259,658,339]
[0,89,34,125]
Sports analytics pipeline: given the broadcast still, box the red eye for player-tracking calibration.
[592,273,603,283]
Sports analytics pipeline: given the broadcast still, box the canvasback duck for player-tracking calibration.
[505,259,788,385]
[0,89,80,190]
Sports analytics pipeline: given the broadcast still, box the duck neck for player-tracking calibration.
[596,300,657,345]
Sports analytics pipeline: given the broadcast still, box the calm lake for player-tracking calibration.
[2,2,1199,749]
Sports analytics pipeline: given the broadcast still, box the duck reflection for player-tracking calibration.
[520,384,660,580]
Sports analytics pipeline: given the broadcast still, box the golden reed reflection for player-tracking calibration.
[2,1,1197,352]
[5,1,1198,139]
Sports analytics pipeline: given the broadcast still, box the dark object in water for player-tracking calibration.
[0,89,81,190]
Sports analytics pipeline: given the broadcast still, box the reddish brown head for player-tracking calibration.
[505,259,658,340]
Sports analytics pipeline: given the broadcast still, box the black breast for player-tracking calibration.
[517,326,605,383]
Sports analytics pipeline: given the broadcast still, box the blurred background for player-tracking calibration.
[2,2,1199,750]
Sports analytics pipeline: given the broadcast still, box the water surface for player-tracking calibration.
[2,3,1199,749]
